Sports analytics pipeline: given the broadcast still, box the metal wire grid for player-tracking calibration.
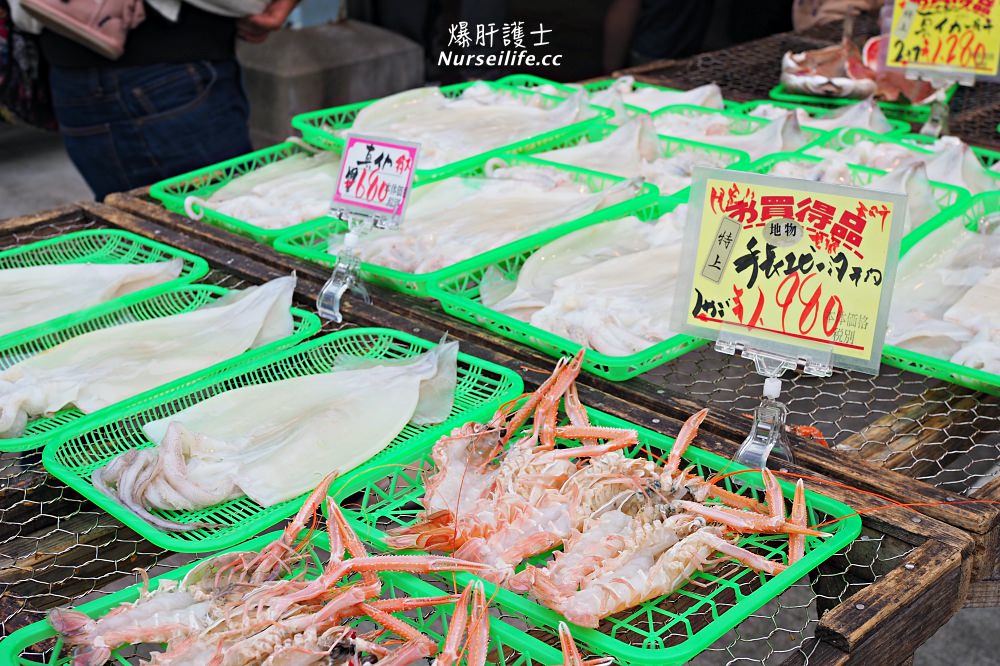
[0,216,916,665]
[643,347,1000,496]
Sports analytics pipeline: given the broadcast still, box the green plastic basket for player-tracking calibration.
[0,229,209,339]
[745,151,971,218]
[429,197,708,382]
[650,104,828,149]
[336,404,862,666]
[0,285,319,453]
[768,82,958,124]
[800,128,1000,178]
[0,531,564,666]
[882,192,1000,396]
[273,154,659,297]
[524,121,751,199]
[736,99,910,135]
[149,141,341,245]
[291,80,611,182]
[42,328,523,553]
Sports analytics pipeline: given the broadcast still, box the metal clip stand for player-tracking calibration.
[716,331,833,469]
[919,99,950,138]
[316,216,375,323]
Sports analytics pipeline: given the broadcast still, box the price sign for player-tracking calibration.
[884,0,1000,81]
[332,134,420,225]
[673,168,907,374]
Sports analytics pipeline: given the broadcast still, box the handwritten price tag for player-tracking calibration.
[674,169,907,374]
[332,134,420,224]
[884,0,1000,80]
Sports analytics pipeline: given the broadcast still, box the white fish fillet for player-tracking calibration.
[328,165,632,274]
[206,151,343,230]
[590,76,724,112]
[749,97,893,133]
[0,260,183,338]
[127,342,458,509]
[0,276,296,439]
[487,216,658,321]
[887,218,1000,369]
[349,84,595,169]
[655,110,809,160]
[908,138,996,195]
[535,116,737,194]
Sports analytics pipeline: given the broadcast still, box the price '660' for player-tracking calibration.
[349,168,390,204]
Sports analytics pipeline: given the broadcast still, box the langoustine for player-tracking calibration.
[388,353,826,627]
[51,473,493,666]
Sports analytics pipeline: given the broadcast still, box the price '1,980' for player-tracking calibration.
[734,272,845,340]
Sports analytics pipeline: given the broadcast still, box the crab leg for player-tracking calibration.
[365,594,461,614]
[360,602,438,666]
[665,408,709,474]
[550,426,637,458]
[499,356,570,446]
[466,582,491,666]
[702,531,787,576]
[559,622,584,666]
[537,350,586,449]
[564,383,596,447]
[674,499,829,537]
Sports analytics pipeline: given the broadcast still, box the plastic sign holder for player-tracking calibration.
[317,134,420,323]
[674,167,907,469]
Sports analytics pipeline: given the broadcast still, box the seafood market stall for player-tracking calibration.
[0,202,975,665]
[4,14,1000,664]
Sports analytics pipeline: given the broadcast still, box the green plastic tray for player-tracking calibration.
[800,128,1000,178]
[737,99,910,135]
[0,285,319,453]
[291,80,611,182]
[525,121,751,199]
[882,192,1000,396]
[745,151,971,217]
[42,328,523,553]
[337,404,862,665]
[0,531,564,666]
[429,197,708,382]
[0,229,209,339]
[650,103,828,148]
[149,141,341,245]
[768,82,958,124]
[273,153,659,297]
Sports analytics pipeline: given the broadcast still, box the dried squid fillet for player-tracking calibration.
[0,259,183,337]
[94,342,459,522]
[0,276,296,439]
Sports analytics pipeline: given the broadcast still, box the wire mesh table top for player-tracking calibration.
[0,212,948,665]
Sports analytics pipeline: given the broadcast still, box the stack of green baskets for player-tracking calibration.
[335,402,862,665]
[524,121,751,199]
[0,532,566,666]
[737,99,911,135]
[42,328,523,552]
[291,80,612,182]
[882,192,1000,396]
[273,154,659,297]
[0,284,319,453]
[149,140,340,245]
[768,82,957,124]
[430,197,707,382]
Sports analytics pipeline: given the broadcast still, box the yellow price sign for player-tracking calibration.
[675,169,907,374]
[885,0,1000,79]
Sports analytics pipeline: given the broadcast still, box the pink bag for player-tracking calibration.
[19,0,145,59]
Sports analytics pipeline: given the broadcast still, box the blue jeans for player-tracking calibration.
[49,60,252,200]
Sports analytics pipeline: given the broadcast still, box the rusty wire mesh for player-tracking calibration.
[0,214,925,665]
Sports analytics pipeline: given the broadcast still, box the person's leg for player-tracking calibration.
[49,60,251,200]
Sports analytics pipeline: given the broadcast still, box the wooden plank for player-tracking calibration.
[964,576,1000,608]
[779,640,850,666]
[816,539,968,664]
